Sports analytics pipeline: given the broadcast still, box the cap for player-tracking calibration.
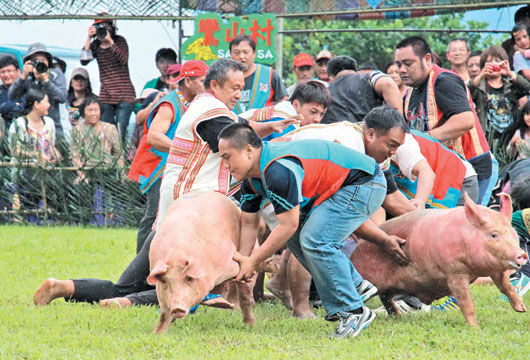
[71,67,89,80]
[24,42,52,63]
[167,63,182,76]
[94,12,114,24]
[293,53,315,67]
[173,60,209,84]
[315,50,333,61]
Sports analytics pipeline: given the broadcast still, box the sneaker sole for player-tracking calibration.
[360,286,378,303]
[332,310,376,340]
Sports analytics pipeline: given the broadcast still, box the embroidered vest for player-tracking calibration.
[234,64,273,115]
[403,65,490,161]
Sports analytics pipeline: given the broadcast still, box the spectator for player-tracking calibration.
[502,5,530,70]
[81,15,136,144]
[469,46,530,150]
[229,35,288,114]
[9,42,67,137]
[142,48,178,92]
[466,50,482,83]
[0,56,24,137]
[286,53,314,96]
[321,55,402,124]
[384,61,409,97]
[446,38,471,83]
[67,68,96,126]
[395,36,494,205]
[512,23,530,81]
[8,88,60,220]
[52,56,67,75]
[315,50,333,83]
[507,101,530,160]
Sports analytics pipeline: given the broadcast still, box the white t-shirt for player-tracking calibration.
[8,115,56,162]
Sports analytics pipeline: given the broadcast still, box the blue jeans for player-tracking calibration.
[100,102,134,144]
[477,154,498,206]
[287,169,387,319]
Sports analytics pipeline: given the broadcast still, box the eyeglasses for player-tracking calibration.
[0,69,17,75]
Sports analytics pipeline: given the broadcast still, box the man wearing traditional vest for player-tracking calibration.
[129,60,208,253]
[218,123,409,339]
[229,35,288,115]
[395,35,496,206]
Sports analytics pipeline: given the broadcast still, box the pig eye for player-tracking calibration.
[490,233,498,239]
[185,275,194,282]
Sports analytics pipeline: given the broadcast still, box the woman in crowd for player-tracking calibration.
[70,96,123,225]
[8,88,60,221]
[507,101,530,160]
[66,67,96,126]
[384,61,409,97]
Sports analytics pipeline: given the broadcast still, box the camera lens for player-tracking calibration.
[96,25,108,39]
[33,61,48,74]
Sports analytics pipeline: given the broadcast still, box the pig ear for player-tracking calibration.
[184,260,206,280]
[464,192,489,228]
[498,193,513,223]
[147,261,168,285]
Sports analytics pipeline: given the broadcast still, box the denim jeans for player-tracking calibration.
[477,154,498,206]
[100,102,134,144]
[287,168,387,318]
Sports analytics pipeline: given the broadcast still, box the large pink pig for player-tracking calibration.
[147,191,255,334]
[352,193,528,327]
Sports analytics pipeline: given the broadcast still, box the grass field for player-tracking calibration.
[1,226,528,359]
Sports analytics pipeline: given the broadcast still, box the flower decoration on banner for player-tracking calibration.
[181,12,278,66]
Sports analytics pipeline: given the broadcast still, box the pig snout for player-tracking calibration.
[171,306,188,319]
[513,251,529,268]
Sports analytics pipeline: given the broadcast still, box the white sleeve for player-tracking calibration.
[391,133,425,181]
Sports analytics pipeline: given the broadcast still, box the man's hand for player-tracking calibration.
[382,235,409,266]
[153,91,167,104]
[409,198,426,210]
[88,26,96,39]
[21,61,33,80]
[270,114,301,133]
[233,252,256,282]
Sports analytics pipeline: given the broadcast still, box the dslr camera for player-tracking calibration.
[94,23,108,39]
[31,60,48,74]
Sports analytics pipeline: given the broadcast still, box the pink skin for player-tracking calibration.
[147,191,252,334]
[352,193,527,327]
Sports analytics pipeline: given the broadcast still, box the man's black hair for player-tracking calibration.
[155,48,177,63]
[290,80,331,109]
[396,36,432,59]
[363,105,410,136]
[0,56,19,70]
[514,5,530,24]
[218,123,262,150]
[229,35,256,52]
[326,55,358,77]
[511,174,530,211]
[358,62,378,71]
[468,50,482,59]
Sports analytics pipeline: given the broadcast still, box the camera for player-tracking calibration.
[94,23,108,39]
[490,64,501,72]
[31,60,48,74]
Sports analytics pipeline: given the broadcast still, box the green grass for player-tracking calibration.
[1,226,528,359]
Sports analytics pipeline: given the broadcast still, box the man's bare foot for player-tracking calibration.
[33,278,75,306]
[292,306,316,319]
[100,297,133,309]
[201,296,234,309]
[266,276,293,310]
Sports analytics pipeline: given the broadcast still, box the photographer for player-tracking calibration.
[8,42,67,137]
[81,15,136,145]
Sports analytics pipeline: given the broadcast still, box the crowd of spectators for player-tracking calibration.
[0,8,529,224]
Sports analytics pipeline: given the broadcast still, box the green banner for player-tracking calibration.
[181,12,278,66]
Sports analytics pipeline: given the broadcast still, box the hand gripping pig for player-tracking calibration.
[147,191,271,334]
[351,193,528,327]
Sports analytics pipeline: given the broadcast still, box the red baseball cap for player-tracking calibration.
[167,63,182,76]
[173,60,209,83]
[293,53,315,67]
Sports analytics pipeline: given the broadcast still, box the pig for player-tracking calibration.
[351,193,528,327]
[147,191,267,334]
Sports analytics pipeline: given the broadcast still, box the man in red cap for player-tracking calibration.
[287,52,315,96]
[129,60,209,253]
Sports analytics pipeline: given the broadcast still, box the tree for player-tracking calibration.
[281,13,507,84]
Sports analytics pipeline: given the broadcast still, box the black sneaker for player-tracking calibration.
[356,279,378,303]
[330,306,376,339]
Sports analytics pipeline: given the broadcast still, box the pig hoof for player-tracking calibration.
[201,296,234,310]
[293,309,316,319]
[100,297,133,309]
[265,278,293,310]
[243,315,256,326]
[256,258,280,273]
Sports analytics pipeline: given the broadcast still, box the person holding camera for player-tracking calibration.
[8,42,67,137]
[81,16,136,145]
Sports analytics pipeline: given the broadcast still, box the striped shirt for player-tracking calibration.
[83,35,136,104]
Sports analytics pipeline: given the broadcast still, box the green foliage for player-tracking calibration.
[282,13,509,83]
[1,226,528,359]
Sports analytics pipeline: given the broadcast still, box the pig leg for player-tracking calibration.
[446,276,478,328]
[237,274,256,326]
[287,253,315,319]
[490,271,527,313]
[266,249,293,310]
[154,304,173,334]
[380,292,400,315]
